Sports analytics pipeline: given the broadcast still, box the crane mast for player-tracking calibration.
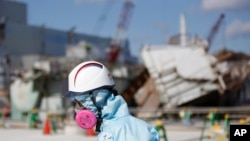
[107,0,134,63]
[206,13,225,51]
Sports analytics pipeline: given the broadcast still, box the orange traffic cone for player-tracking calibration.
[86,128,95,136]
[43,115,51,135]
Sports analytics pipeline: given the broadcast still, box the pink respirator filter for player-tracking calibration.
[75,110,97,129]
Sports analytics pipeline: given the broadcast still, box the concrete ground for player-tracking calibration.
[0,128,96,141]
[0,128,205,141]
[0,119,229,141]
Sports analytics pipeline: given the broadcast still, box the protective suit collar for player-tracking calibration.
[100,95,130,130]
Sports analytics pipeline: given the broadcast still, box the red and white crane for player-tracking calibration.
[107,0,134,63]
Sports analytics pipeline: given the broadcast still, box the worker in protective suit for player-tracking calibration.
[64,61,159,141]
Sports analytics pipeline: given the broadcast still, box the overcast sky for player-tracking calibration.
[15,0,250,56]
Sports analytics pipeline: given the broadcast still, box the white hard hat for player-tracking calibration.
[65,61,115,96]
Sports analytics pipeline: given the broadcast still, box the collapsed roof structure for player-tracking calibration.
[120,14,250,115]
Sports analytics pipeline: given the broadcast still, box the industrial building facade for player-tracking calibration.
[0,0,134,64]
[0,0,136,117]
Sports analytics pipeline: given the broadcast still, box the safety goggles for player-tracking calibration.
[64,91,90,102]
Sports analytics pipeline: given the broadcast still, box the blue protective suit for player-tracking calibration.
[74,89,159,141]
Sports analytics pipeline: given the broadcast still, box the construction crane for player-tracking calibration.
[206,13,225,52]
[107,0,134,63]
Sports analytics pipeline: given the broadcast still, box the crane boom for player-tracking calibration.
[206,13,225,51]
[107,0,134,63]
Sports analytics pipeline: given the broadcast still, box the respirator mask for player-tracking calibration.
[71,91,103,132]
[68,88,115,132]
[74,99,97,130]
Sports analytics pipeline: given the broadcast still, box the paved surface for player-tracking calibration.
[0,128,205,141]
[0,128,97,141]
[0,120,229,141]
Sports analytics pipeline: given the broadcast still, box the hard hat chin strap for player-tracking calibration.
[88,92,102,133]
[88,88,118,133]
[111,88,118,96]
[106,87,118,96]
